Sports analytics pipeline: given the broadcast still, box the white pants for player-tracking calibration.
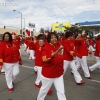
[29,50,35,60]
[35,66,42,85]
[3,62,19,88]
[77,56,90,77]
[89,45,95,52]
[89,56,100,71]
[37,75,67,100]
[75,57,81,69]
[27,47,30,54]
[24,43,27,50]
[63,60,82,83]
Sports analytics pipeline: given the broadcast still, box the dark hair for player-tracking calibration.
[37,34,44,40]
[96,35,100,40]
[65,31,73,38]
[38,37,45,41]
[47,32,58,43]
[3,32,12,43]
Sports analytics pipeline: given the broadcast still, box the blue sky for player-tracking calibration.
[0,0,100,31]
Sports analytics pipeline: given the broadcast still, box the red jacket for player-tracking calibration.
[0,41,2,44]
[94,40,100,57]
[0,41,21,66]
[89,39,93,45]
[26,38,32,49]
[33,42,44,66]
[12,39,20,49]
[29,41,34,50]
[41,42,64,78]
[62,39,75,61]
[76,39,88,56]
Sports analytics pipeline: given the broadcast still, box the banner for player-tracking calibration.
[29,23,35,28]
[52,22,70,31]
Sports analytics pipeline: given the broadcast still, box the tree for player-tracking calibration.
[39,28,45,33]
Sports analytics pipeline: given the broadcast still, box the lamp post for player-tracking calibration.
[17,17,25,30]
[23,18,25,30]
[13,10,22,35]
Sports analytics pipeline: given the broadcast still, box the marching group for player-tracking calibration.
[0,31,100,100]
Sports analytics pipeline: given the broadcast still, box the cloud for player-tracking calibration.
[0,0,100,32]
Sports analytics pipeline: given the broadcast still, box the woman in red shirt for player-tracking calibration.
[0,32,22,93]
[88,37,95,52]
[62,32,85,85]
[89,35,100,72]
[37,33,67,100]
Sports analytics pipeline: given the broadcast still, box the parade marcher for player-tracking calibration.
[32,36,52,94]
[75,34,92,79]
[88,37,95,52]
[26,37,30,55]
[0,40,5,75]
[37,32,67,100]
[33,37,45,88]
[89,35,100,72]
[74,34,82,69]
[12,33,21,56]
[23,37,27,51]
[28,37,35,60]
[62,32,85,85]
[0,32,22,93]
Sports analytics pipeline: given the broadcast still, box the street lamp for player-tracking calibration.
[13,10,22,35]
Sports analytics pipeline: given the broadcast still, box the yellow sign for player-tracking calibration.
[52,22,70,31]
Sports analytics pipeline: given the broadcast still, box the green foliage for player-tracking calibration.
[39,28,45,33]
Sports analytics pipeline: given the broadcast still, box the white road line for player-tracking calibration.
[21,65,100,84]
[21,65,33,69]
[89,80,100,83]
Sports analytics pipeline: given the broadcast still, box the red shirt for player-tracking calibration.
[29,41,34,50]
[94,40,100,57]
[33,42,44,66]
[12,39,20,49]
[76,39,88,56]
[26,38,32,49]
[41,42,64,78]
[89,39,93,45]
[0,41,21,66]
[0,41,2,44]
[62,39,75,61]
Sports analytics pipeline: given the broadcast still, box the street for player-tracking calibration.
[0,46,100,100]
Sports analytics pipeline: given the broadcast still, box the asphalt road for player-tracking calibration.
[0,46,100,100]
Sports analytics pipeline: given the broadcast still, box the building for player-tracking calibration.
[0,27,24,35]
[0,27,40,38]
[77,21,100,35]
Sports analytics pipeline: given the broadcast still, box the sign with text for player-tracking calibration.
[52,22,70,31]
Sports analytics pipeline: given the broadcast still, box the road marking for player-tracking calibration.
[89,80,100,83]
[21,65,33,69]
